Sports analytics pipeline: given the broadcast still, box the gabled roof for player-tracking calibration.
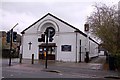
[21,13,49,34]
[21,13,98,45]
[21,13,86,36]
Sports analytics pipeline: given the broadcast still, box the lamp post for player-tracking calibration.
[45,31,48,69]
[84,23,89,63]
[44,27,55,69]
[9,23,18,66]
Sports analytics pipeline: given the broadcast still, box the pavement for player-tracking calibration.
[1,56,120,79]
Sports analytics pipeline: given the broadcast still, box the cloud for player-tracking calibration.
[0,1,119,34]
[0,2,93,33]
[0,9,38,34]
[1,0,119,3]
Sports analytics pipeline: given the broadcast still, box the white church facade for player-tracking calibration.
[20,13,99,62]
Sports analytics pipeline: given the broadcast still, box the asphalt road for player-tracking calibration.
[1,56,120,79]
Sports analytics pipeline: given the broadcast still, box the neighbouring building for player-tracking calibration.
[0,31,21,57]
[0,31,21,49]
[21,13,99,62]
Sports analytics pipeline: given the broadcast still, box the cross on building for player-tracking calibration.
[28,42,32,50]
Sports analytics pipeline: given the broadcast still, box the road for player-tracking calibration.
[1,56,120,79]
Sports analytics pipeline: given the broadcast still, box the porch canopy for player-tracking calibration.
[39,43,57,47]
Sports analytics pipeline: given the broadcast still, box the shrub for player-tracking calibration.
[115,54,120,71]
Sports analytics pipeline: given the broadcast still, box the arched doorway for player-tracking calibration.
[37,19,59,60]
[38,43,57,60]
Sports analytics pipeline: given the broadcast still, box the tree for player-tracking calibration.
[87,3,120,55]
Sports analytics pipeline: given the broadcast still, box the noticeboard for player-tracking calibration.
[61,45,71,51]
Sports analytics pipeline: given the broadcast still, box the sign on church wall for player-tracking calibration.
[61,45,71,51]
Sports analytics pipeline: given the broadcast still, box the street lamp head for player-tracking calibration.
[84,23,89,32]
[45,27,55,37]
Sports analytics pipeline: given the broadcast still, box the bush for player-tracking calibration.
[108,55,116,70]
[115,54,120,71]
[108,53,120,71]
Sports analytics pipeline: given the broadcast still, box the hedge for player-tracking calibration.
[115,54,120,71]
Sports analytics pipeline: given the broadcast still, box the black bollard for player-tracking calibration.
[32,54,34,64]
[19,54,22,63]
[85,52,89,63]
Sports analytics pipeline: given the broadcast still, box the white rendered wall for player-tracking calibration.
[21,14,99,62]
[56,33,76,62]
[89,40,99,58]
[22,15,77,62]
[22,34,38,59]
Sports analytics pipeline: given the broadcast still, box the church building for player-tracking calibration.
[20,13,99,62]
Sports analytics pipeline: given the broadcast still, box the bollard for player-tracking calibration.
[32,54,34,64]
[19,54,22,63]
[85,52,89,63]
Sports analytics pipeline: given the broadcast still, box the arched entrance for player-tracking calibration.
[37,19,59,60]
[38,43,57,60]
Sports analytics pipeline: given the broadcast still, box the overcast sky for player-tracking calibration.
[0,0,119,34]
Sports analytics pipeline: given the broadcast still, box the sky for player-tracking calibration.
[0,0,119,34]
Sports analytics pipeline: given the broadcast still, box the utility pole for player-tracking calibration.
[9,23,18,66]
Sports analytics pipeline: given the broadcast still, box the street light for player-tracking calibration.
[84,23,90,63]
[38,27,55,68]
[44,27,55,69]
[9,23,18,66]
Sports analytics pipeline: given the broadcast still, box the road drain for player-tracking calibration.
[104,76,120,79]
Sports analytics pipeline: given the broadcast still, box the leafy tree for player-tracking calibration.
[87,3,120,55]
